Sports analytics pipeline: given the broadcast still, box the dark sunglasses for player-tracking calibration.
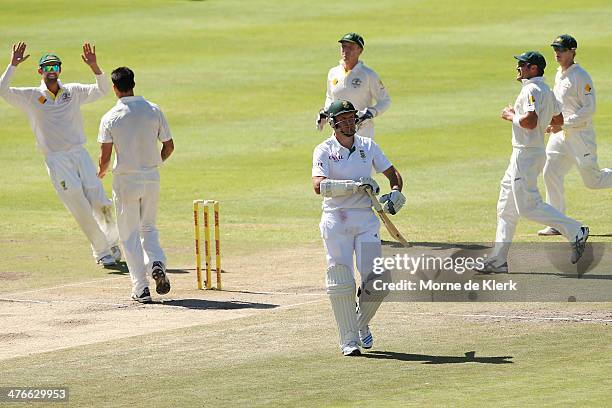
[517,61,531,68]
[41,65,61,73]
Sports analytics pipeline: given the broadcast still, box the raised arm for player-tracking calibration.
[75,42,110,103]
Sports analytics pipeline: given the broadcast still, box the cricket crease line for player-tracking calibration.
[408,311,612,323]
[0,297,128,308]
[3,276,126,297]
[223,289,326,296]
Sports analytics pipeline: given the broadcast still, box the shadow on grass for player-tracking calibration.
[105,266,209,276]
[360,350,513,364]
[156,298,278,310]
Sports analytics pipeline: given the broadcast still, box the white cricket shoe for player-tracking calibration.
[359,326,373,349]
[342,341,361,357]
[111,245,122,262]
[97,254,117,267]
[475,258,508,274]
[570,226,589,264]
[538,226,561,236]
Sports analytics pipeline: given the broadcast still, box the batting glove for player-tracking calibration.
[358,177,380,195]
[379,190,406,215]
[316,109,329,131]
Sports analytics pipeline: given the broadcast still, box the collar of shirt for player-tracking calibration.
[338,60,363,74]
[521,76,545,86]
[330,135,362,155]
[557,63,579,78]
[117,95,144,105]
[38,79,65,100]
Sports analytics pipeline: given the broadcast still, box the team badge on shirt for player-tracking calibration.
[351,78,362,88]
[528,94,535,106]
[585,84,592,94]
[38,96,47,104]
[359,149,366,160]
[60,91,71,102]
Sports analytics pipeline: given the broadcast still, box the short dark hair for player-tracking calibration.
[111,67,135,92]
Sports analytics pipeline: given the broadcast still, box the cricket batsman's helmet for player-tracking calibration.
[325,100,358,120]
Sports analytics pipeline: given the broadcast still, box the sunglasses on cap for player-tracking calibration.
[41,65,60,73]
[517,61,531,67]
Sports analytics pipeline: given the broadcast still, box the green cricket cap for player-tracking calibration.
[38,53,62,66]
[551,34,577,49]
[326,100,358,118]
[514,51,546,70]
[338,32,365,48]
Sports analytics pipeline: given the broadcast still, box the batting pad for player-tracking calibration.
[326,264,359,347]
[357,270,390,330]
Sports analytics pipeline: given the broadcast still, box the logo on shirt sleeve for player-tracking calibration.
[38,96,47,104]
[585,84,592,94]
[528,94,535,106]
[332,78,338,86]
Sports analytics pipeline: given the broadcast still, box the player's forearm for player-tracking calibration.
[89,63,102,75]
[383,166,402,191]
[0,64,15,95]
[512,112,538,130]
[161,140,174,162]
[564,103,596,127]
[98,158,110,178]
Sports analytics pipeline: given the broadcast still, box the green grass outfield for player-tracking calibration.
[0,1,611,406]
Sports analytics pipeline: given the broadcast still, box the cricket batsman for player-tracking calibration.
[315,33,391,139]
[0,42,120,266]
[312,100,405,356]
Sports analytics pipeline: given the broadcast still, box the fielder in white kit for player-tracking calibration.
[316,33,391,139]
[477,51,589,274]
[538,34,612,236]
[0,42,120,266]
[312,100,405,356]
[97,67,174,303]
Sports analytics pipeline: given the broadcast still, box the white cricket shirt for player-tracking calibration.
[325,61,391,117]
[554,63,595,130]
[0,64,110,155]
[98,96,172,174]
[312,135,392,211]
[512,76,560,149]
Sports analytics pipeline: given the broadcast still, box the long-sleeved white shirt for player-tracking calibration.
[554,63,596,130]
[0,64,110,155]
[324,61,391,117]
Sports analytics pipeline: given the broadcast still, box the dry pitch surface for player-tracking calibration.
[0,244,610,407]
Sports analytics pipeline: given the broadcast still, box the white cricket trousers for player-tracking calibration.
[113,170,166,295]
[493,147,582,263]
[544,129,612,214]
[44,145,118,260]
[320,208,381,282]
